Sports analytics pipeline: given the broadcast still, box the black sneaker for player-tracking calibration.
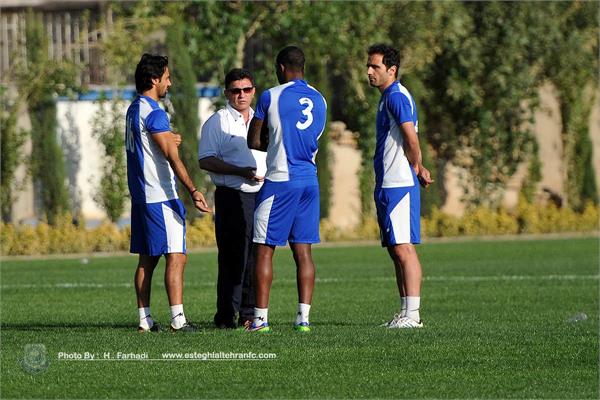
[214,314,237,329]
[138,323,161,333]
[170,322,199,333]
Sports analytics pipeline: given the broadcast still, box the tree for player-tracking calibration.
[15,11,79,225]
[541,1,599,210]
[417,2,548,207]
[165,5,207,217]
[90,96,128,222]
[0,87,27,222]
[91,1,169,221]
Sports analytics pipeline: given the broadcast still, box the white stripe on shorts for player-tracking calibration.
[390,192,410,244]
[253,195,275,244]
[161,203,185,253]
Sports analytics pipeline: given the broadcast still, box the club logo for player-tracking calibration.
[20,344,50,374]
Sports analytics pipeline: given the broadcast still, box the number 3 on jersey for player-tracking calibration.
[296,97,314,130]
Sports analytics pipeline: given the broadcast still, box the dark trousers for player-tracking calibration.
[214,186,256,324]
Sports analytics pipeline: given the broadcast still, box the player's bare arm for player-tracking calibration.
[171,132,182,147]
[400,121,433,187]
[151,131,211,212]
[247,117,269,151]
[199,156,263,181]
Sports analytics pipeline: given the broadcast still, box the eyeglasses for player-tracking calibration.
[226,87,254,95]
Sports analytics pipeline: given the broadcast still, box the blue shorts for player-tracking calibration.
[375,184,420,246]
[130,199,187,256]
[253,180,320,246]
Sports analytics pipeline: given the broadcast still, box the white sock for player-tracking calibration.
[138,307,153,329]
[406,296,420,322]
[253,307,268,326]
[296,303,311,325]
[170,304,187,329]
[400,297,407,317]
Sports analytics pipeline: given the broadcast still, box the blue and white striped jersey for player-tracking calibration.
[254,79,327,184]
[125,95,178,204]
[374,81,419,189]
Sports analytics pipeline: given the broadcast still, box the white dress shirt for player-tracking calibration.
[198,103,267,193]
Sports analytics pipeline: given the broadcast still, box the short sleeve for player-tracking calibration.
[387,92,414,126]
[198,113,222,160]
[145,108,171,133]
[254,90,271,120]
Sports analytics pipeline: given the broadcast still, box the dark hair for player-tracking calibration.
[225,68,254,89]
[135,54,168,93]
[276,45,305,71]
[367,44,400,77]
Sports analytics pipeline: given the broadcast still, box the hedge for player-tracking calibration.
[1,201,598,256]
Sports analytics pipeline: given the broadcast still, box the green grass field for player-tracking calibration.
[1,237,598,399]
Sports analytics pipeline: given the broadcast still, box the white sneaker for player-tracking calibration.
[380,313,403,327]
[388,316,423,329]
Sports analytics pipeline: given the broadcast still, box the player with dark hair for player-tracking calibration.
[246,45,327,332]
[366,44,433,328]
[198,68,265,329]
[126,53,211,333]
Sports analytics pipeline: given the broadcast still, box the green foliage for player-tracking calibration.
[540,1,599,210]
[88,1,170,222]
[3,201,598,255]
[101,1,169,85]
[0,214,216,256]
[420,2,546,206]
[420,139,443,217]
[165,6,207,216]
[13,11,80,225]
[521,139,543,203]
[28,95,69,225]
[0,87,27,222]
[90,96,128,222]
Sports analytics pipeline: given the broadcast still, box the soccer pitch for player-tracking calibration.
[1,237,598,399]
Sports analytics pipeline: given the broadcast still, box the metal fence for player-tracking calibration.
[0,2,111,85]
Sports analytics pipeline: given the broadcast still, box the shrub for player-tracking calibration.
[1,202,597,256]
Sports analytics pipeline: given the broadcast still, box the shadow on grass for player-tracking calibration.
[1,320,376,331]
[1,322,136,331]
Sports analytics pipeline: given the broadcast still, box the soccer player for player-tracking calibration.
[366,44,433,328]
[125,54,211,333]
[199,68,266,329]
[246,45,327,332]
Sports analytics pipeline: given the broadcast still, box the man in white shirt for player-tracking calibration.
[198,68,266,328]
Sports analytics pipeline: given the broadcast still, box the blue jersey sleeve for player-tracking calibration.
[387,92,414,126]
[145,109,171,133]
[254,90,271,120]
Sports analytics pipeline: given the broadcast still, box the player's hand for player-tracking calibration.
[171,132,182,147]
[239,166,263,182]
[191,190,211,213]
[417,165,434,188]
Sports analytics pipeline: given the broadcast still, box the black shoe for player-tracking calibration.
[214,315,237,329]
[138,323,161,333]
[238,317,252,328]
[170,322,199,333]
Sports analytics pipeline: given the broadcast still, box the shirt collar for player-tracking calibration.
[226,102,254,122]
[382,81,399,96]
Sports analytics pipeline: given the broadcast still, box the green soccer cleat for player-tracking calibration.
[294,322,311,332]
[245,322,272,333]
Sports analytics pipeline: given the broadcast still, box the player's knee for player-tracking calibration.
[165,253,187,270]
[393,244,416,263]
